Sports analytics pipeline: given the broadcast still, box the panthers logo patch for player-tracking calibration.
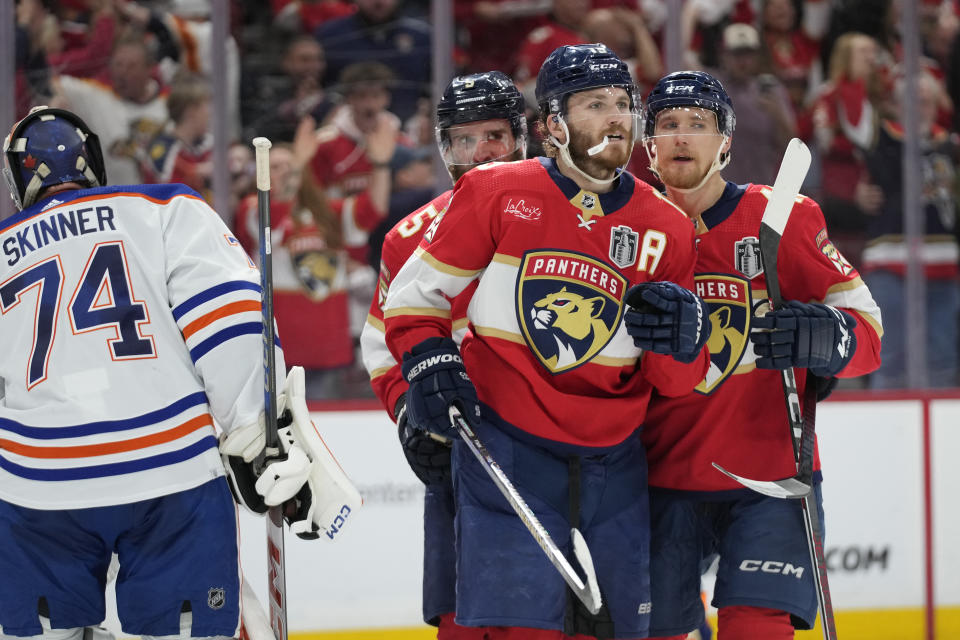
[816,228,854,276]
[694,274,752,394]
[517,250,626,374]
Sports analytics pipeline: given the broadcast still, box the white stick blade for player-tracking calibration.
[712,463,812,499]
[570,528,603,614]
[761,138,812,236]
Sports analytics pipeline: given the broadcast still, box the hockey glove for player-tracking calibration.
[220,409,284,515]
[751,301,857,377]
[401,336,480,438]
[395,395,452,486]
[623,281,711,363]
[255,366,363,540]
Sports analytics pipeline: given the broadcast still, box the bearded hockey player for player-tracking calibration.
[638,71,882,640]
[383,44,711,639]
[361,70,527,639]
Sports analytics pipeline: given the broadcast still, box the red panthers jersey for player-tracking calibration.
[361,190,478,417]
[383,157,709,447]
[642,182,883,491]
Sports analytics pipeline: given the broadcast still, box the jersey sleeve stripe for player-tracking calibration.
[172,281,262,320]
[0,392,208,438]
[473,326,526,344]
[824,276,867,294]
[369,366,392,379]
[366,314,385,332]
[848,308,884,338]
[0,414,213,458]
[416,247,484,278]
[188,322,263,362]
[0,436,218,481]
[181,300,262,339]
[491,253,522,267]
[383,306,452,319]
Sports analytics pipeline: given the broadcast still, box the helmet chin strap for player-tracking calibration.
[645,135,730,194]
[550,115,623,187]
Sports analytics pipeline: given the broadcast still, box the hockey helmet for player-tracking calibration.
[535,43,637,116]
[3,106,106,211]
[436,71,527,174]
[644,70,736,139]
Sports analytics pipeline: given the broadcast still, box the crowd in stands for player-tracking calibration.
[12,0,960,395]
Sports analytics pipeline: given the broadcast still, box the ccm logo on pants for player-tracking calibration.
[739,560,804,579]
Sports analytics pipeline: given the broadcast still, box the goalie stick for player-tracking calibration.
[252,136,288,640]
[449,407,603,615]
[711,138,838,640]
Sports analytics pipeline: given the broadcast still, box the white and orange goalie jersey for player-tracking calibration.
[0,183,284,510]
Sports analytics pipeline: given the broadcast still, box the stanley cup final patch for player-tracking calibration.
[734,236,763,279]
[693,274,752,395]
[609,225,639,268]
[516,250,627,374]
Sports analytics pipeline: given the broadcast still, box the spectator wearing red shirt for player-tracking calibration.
[811,31,887,268]
[141,73,214,200]
[308,62,406,199]
[454,0,550,74]
[514,0,592,86]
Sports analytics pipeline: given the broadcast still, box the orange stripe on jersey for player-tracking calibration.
[4,191,207,231]
[0,414,214,459]
[181,300,261,339]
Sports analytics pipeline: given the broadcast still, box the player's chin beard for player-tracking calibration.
[568,129,631,180]
[660,157,707,190]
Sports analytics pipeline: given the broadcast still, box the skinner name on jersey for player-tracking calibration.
[3,205,117,267]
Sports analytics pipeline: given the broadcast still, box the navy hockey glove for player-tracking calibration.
[395,395,452,486]
[751,301,857,377]
[623,281,711,363]
[401,336,480,438]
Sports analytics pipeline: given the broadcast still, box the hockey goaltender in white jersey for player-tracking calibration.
[0,177,268,510]
[0,107,360,640]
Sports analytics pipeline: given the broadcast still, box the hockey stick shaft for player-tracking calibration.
[759,139,837,640]
[449,407,603,615]
[253,136,288,640]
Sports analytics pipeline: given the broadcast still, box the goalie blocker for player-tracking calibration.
[221,367,362,540]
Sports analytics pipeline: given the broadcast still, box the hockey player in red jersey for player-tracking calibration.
[383,44,711,640]
[638,71,883,640]
[361,70,527,640]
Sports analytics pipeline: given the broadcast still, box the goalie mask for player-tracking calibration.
[535,43,641,185]
[436,71,527,181]
[3,106,107,211]
[643,71,736,192]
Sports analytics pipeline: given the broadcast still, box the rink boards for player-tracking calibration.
[232,394,960,639]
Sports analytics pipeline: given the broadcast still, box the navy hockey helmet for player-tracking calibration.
[3,106,106,211]
[644,71,736,139]
[535,43,636,115]
[437,71,526,133]
[436,71,527,177]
